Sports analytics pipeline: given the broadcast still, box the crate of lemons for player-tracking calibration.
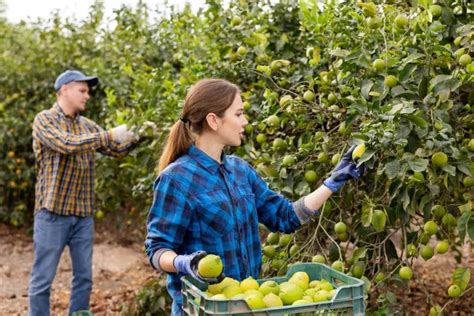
[182,254,365,315]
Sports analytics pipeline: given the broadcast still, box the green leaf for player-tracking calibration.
[399,64,417,83]
[407,114,428,129]
[458,202,472,214]
[418,76,429,98]
[407,159,428,172]
[351,247,368,262]
[361,203,373,227]
[361,79,374,100]
[458,211,470,242]
[456,160,474,177]
[430,74,452,88]
[403,52,425,64]
[385,160,400,179]
[357,149,376,165]
[452,267,471,291]
[441,164,456,177]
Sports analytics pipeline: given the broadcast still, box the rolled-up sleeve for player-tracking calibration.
[84,118,136,158]
[145,175,192,269]
[33,111,109,155]
[247,163,305,233]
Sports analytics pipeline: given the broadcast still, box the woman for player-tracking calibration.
[145,79,364,315]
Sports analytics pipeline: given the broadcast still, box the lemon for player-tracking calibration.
[303,90,315,101]
[244,289,264,298]
[371,209,387,232]
[420,245,434,261]
[282,155,295,167]
[256,133,267,144]
[95,210,105,220]
[424,220,438,236]
[351,262,364,278]
[262,293,283,307]
[278,283,304,305]
[289,244,300,257]
[447,284,461,298]
[431,205,446,218]
[208,277,239,295]
[331,153,341,165]
[212,294,227,300]
[331,260,344,272]
[327,93,337,104]
[198,254,224,278]
[317,152,330,163]
[430,5,442,17]
[267,115,280,127]
[459,54,472,66]
[279,234,292,247]
[242,101,251,111]
[230,15,242,26]
[262,245,276,258]
[290,271,310,286]
[304,170,318,183]
[266,232,279,245]
[375,272,385,283]
[367,16,381,29]
[384,75,397,88]
[435,240,449,254]
[431,152,448,168]
[312,255,326,264]
[373,59,386,72]
[237,46,247,56]
[292,299,311,306]
[259,280,280,296]
[240,276,259,292]
[245,295,266,309]
[279,95,293,107]
[272,138,287,151]
[395,14,408,28]
[463,176,474,187]
[399,266,413,280]
[222,284,243,298]
[334,221,347,234]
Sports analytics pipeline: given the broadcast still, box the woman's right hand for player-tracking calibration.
[173,251,225,284]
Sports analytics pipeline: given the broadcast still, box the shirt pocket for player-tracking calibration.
[235,184,258,228]
[193,189,233,238]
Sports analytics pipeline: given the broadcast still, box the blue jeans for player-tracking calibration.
[171,299,182,316]
[28,209,94,316]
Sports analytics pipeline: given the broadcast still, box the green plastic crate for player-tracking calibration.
[71,311,93,316]
[182,263,365,315]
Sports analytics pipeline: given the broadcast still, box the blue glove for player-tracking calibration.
[173,251,224,284]
[323,145,366,192]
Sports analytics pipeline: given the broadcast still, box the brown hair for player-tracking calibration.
[158,79,240,173]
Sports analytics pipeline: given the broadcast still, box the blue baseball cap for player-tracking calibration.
[54,70,99,91]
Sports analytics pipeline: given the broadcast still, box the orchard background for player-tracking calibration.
[0,0,473,314]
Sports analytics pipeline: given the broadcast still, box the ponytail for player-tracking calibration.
[157,120,193,173]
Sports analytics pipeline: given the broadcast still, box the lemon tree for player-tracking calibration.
[1,0,473,313]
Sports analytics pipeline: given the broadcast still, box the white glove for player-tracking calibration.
[110,124,138,144]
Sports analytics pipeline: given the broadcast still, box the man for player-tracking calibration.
[29,70,139,316]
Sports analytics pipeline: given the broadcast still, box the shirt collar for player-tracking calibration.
[187,145,230,174]
[53,102,80,121]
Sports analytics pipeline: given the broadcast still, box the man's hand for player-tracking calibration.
[173,251,224,284]
[323,145,366,192]
[110,124,139,144]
